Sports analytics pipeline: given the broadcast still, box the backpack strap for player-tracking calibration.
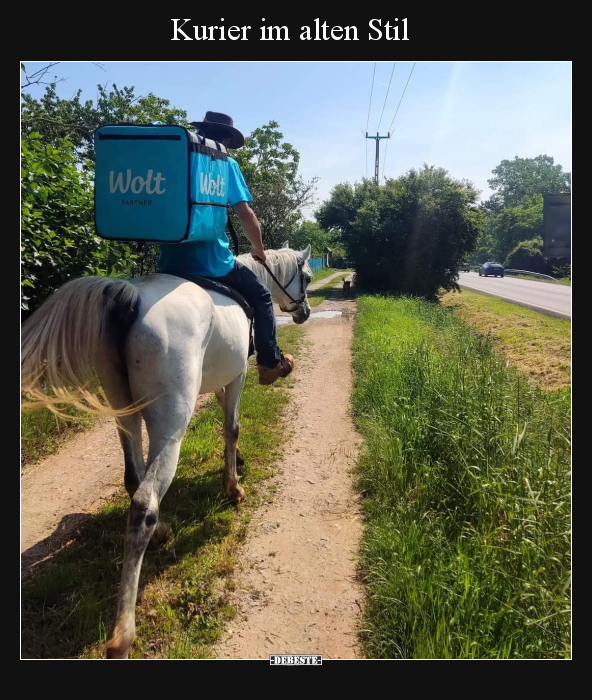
[226,214,240,257]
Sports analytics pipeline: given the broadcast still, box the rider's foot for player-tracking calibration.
[257,354,294,385]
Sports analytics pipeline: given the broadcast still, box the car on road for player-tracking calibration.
[459,262,470,272]
[479,262,504,278]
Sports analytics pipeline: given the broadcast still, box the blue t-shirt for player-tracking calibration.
[157,156,252,278]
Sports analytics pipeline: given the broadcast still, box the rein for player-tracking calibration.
[226,216,306,312]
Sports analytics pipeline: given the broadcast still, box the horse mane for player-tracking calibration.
[237,248,311,288]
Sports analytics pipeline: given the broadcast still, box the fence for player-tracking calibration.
[504,269,564,283]
[468,266,566,283]
[309,257,326,275]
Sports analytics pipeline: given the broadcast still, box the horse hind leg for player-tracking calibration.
[119,414,145,498]
[220,371,247,502]
[96,344,145,497]
[215,386,245,475]
[119,413,172,548]
[106,382,199,659]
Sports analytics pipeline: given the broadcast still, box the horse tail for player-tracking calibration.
[21,276,140,417]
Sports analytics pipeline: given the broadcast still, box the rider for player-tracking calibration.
[157,111,294,386]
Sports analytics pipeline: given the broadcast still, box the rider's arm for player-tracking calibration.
[233,201,266,264]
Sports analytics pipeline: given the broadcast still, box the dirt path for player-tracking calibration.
[307,270,351,291]
[216,285,363,659]
[21,417,130,578]
[21,396,208,579]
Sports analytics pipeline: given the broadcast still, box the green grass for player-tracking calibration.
[21,407,94,468]
[352,295,571,659]
[441,289,571,390]
[308,274,350,307]
[21,324,303,659]
[311,267,344,283]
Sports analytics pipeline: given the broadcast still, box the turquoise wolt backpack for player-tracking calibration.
[94,123,230,244]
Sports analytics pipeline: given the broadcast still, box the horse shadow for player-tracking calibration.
[21,463,237,659]
[22,513,94,581]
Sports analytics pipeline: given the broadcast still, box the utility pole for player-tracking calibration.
[365,131,390,183]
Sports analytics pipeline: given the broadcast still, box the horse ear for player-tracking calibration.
[281,240,290,249]
[301,244,311,261]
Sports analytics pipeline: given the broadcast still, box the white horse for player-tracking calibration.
[21,244,312,659]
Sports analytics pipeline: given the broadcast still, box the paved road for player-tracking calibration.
[458,272,571,319]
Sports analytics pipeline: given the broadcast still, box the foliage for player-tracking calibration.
[317,167,484,299]
[487,155,571,209]
[231,122,318,249]
[473,155,571,272]
[286,220,338,256]
[486,194,544,263]
[504,237,548,273]
[21,133,134,313]
[21,82,189,163]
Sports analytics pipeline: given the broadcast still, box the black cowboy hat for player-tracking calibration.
[190,111,245,149]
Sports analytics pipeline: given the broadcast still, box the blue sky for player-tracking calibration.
[22,61,571,215]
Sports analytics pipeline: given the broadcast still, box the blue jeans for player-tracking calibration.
[209,260,282,369]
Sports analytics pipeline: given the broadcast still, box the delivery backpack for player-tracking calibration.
[94,124,237,247]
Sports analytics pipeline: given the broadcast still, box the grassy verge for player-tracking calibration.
[352,295,571,659]
[21,324,303,659]
[21,407,94,468]
[441,289,571,390]
[308,274,349,307]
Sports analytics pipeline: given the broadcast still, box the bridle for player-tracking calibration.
[226,217,308,312]
[262,259,308,313]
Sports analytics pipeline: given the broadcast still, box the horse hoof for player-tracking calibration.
[228,485,245,504]
[106,627,133,659]
[106,648,129,659]
[149,521,173,548]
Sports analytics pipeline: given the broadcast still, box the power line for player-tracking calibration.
[365,62,377,178]
[387,62,416,134]
[377,62,397,132]
[382,62,417,182]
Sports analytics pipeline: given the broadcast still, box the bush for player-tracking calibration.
[547,258,571,280]
[317,166,484,299]
[504,237,549,273]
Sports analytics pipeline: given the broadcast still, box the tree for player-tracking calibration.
[286,221,333,256]
[231,122,318,249]
[21,81,189,163]
[487,194,544,263]
[317,167,484,299]
[21,133,133,314]
[21,62,64,92]
[487,155,571,208]
[477,156,571,274]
